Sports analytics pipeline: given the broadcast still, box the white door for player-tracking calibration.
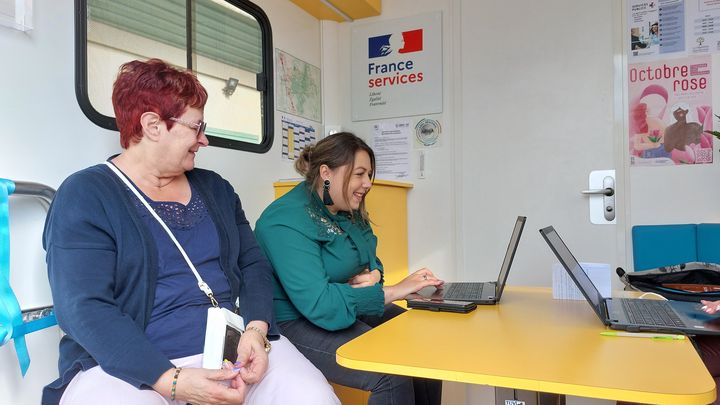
[455,0,627,289]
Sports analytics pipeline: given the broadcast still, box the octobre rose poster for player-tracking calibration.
[629,55,713,166]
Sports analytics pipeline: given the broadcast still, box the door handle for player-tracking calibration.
[581,188,614,197]
[582,174,615,222]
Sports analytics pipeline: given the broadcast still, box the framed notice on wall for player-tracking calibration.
[351,11,443,121]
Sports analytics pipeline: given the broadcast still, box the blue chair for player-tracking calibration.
[697,223,720,264]
[631,224,697,271]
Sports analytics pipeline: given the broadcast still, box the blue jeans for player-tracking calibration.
[278,304,442,405]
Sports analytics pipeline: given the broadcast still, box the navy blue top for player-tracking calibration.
[136,181,233,359]
[42,163,277,405]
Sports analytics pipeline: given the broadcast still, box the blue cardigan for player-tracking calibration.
[41,163,277,404]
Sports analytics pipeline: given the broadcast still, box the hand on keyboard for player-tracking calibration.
[700,299,720,314]
[383,268,444,304]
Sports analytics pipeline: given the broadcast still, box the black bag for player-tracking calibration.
[617,262,720,302]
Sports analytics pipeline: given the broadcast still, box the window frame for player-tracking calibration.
[74,0,274,153]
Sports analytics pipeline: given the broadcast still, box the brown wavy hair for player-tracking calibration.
[295,132,376,221]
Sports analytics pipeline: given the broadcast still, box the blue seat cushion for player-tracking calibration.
[697,223,720,264]
[632,224,697,271]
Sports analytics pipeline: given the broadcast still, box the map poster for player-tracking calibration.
[275,49,322,123]
[628,54,713,166]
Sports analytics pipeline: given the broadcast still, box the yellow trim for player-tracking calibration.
[289,0,381,21]
[331,0,381,19]
[287,127,294,159]
[336,287,716,405]
[288,0,346,22]
[329,383,369,403]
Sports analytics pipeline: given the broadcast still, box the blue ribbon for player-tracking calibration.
[0,178,56,376]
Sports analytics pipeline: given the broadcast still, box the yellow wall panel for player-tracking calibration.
[289,0,345,22]
[289,0,381,21]
[333,0,381,19]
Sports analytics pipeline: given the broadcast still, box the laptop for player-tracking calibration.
[540,225,720,336]
[407,216,526,305]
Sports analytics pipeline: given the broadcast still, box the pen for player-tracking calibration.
[600,331,686,340]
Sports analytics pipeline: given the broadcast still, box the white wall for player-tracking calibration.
[324,0,618,284]
[324,0,459,284]
[325,1,616,404]
[624,13,720,267]
[458,0,625,288]
[0,0,319,403]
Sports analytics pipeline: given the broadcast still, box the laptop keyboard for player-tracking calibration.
[621,299,685,328]
[444,283,484,300]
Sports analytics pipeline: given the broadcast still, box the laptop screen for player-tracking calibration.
[495,216,526,298]
[539,226,606,322]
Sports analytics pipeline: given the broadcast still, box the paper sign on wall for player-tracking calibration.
[372,120,411,181]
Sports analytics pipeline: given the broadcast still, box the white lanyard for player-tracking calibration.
[103,161,218,307]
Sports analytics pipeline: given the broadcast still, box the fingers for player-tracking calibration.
[413,267,432,276]
[221,362,248,391]
[348,274,369,285]
[239,348,268,384]
[350,280,374,288]
[393,273,444,299]
[415,267,441,280]
[240,353,268,384]
[420,278,444,289]
[171,368,245,405]
[207,367,240,382]
[230,373,247,390]
[701,300,720,314]
[235,340,252,370]
[349,269,383,289]
[235,332,269,385]
[349,274,375,288]
[416,269,443,285]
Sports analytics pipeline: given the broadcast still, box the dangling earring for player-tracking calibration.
[322,179,334,206]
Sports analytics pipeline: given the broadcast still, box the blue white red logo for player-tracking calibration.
[368,29,423,58]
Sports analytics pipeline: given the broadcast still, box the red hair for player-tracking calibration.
[111,59,208,148]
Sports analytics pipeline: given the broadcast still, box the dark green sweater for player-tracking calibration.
[255,182,385,331]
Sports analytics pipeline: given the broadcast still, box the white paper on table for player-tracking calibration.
[552,262,611,300]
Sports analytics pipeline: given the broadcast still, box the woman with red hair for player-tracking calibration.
[42,59,338,405]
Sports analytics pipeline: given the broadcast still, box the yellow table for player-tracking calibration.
[336,286,717,404]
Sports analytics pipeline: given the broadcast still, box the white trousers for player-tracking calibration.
[59,336,340,405]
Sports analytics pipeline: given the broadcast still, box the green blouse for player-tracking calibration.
[255,182,385,331]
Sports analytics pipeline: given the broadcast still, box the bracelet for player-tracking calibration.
[246,326,272,353]
[170,367,182,401]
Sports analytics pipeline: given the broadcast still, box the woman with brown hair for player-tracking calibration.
[255,132,443,405]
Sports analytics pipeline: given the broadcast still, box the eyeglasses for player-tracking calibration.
[169,117,207,136]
